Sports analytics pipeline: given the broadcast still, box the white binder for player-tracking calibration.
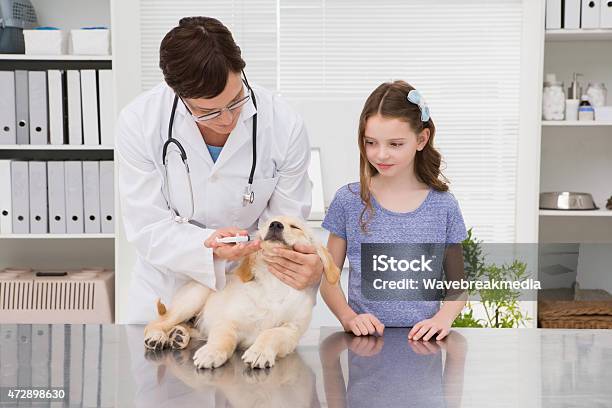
[98,69,115,147]
[0,326,18,388]
[29,161,48,234]
[81,70,100,146]
[68,325,84,406]
[83,161,101,233]
[48,70,65,145]
[546,0,562,29]
[0,71,16,144]
[65,161,84,233]
[582,0,601,28]
[67,70,83,145]
[28,71,48,145]
[50,325,65,391]
[99,160,114,233]
[82,325,101,407]
[0,160,12,234]
[48,161,67,234]
[31,324,51,388]
[10,160,29,233]
[601,0,612,28]
[15,70,29,144]
[16,326,32,389]
[564,0,581,29]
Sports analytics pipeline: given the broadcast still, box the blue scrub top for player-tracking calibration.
[206,144,223,163]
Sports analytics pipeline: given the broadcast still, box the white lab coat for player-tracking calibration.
[117,82,312,323]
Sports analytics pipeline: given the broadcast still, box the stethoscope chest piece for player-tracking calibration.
[242,185,255,207]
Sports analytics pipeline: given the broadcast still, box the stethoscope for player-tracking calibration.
[162,72,258,226]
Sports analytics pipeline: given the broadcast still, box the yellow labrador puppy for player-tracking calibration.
[146,346,318,407]
[143,216,340,369]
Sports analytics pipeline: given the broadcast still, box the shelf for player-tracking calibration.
[0,54,112,61]
[545,29,612,41]
[542,121,612,127]
[539,209,612,217]
[0,145,113,150]
[0,234,115,239]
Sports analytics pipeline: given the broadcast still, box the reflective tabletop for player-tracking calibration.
[1,325,611,407]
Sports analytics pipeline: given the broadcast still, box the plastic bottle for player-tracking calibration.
[578,95,595,121]
[542,74,565,120]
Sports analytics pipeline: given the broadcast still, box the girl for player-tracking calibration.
[321,80,467,342]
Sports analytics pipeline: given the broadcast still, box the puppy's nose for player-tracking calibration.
[270,221,284,231]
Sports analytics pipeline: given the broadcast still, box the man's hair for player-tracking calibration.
[159,17,246,99]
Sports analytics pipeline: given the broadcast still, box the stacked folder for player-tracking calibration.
[0,160,114,234]
[0,69,115,146]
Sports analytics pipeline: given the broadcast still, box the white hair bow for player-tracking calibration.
[407,89,430,122]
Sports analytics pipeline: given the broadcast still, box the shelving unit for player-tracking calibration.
[537,26,612,326]
[539,209,612,217]
[0,0,115,320]
[0,54,111,61]
[0,234,115,239]
[0,145,113,150]
[545,29,612,41]
[539,30,612,244]
[542,120,612,126]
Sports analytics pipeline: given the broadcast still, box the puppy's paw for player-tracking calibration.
[168,325,190,349]
[242,343,277,369]
[243,366,272,384]
[144,329,169,351]
[193,344,229,369]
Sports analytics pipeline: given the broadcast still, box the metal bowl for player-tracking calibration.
[539,192,599,210]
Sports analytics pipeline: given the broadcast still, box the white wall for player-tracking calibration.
[285,97,363,202]
[111,0,141,325]
[576,244,612,294]
[30,0,110,29]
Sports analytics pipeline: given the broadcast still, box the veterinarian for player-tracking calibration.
[117,16,323,323]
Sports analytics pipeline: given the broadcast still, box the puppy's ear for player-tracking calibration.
[317,246,341,285]
[234,252,256,283]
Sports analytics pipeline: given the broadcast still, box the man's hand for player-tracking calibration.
[263,243,323,290]
[205,227,260,262]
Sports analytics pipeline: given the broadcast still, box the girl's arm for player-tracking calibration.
[319,332,350,408]
[320,233,356,326]
[321,233,384,336]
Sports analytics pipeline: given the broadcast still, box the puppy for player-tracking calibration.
[145,345,318,408]
[143,216,340,370]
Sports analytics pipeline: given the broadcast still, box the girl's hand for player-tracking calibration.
[408,339,442,355]
[348,335,384,356]
[342,313,384,336]
[408,315,452,341]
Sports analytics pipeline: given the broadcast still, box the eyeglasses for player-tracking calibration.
[181,92,251,122]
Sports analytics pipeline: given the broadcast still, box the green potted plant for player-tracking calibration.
[452,229,532,328]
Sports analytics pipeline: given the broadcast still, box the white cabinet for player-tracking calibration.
[0,0,116,321]
[538,28,612,311]
[539,36,612,243]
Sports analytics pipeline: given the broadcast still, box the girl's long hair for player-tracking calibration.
[357,80,449,233]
